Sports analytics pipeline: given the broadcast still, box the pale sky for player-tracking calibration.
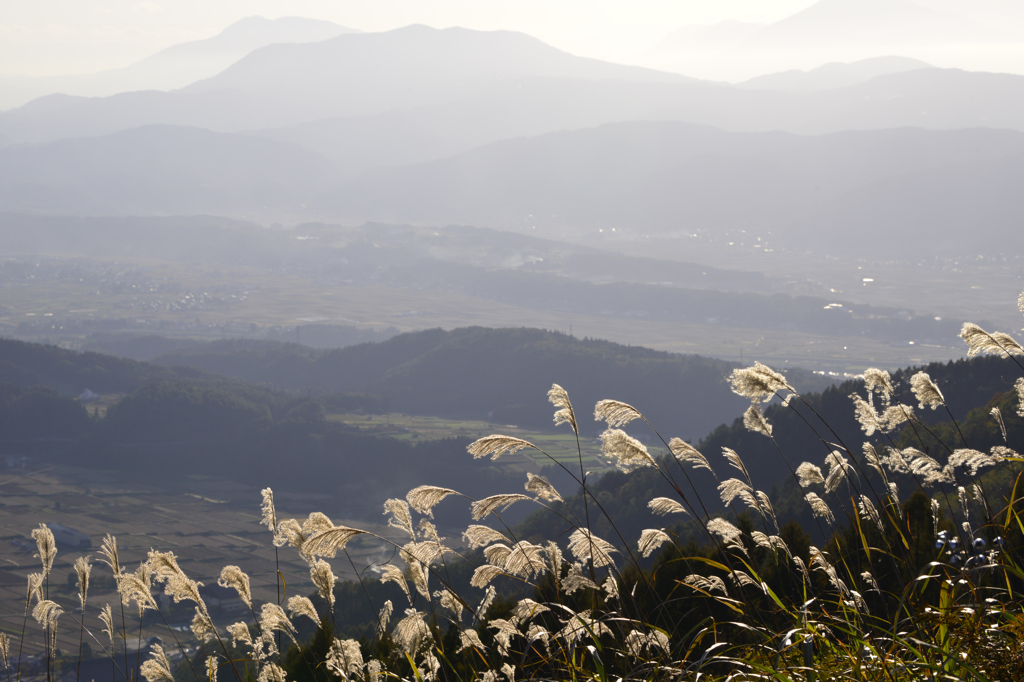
[4,0,1024,77]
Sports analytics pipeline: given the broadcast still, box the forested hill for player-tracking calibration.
[0,337,212,394]
[150,326,831,441]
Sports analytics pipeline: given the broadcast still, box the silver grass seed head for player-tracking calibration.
[406,485,460,517]
[511,598,550,622]
[743,404,773,437]
[417,518,442,544]
[310,559,337,609]
[600,428,657,472]
[367,660,384,682]
[669,437,712,472]
[25,572,44,612]
[638,529,672,558]
[471,564,506,590]
[381,564,412,604]
[463,525,510,549]
[683,574,728,596]
[99,535,121,577]
[648,497,687,516]
[0,632,8,669]
[456,628,486,654]
[31,524,56,577]
[861,571,880,593]
[503,541,548,578]
[960,322,1024,357]
[567,528,617,567]
[864,443,886,480]
[260,603,298,645]
[433,588,464,623]
[594,399,643,428]
[326,638,364,679]
[218,565,253,609]
[1016,378,1024,418]
[257,663,287,682]
[32,599,63,629]
[718,478,753,507]
[949,448,1002,476]
[205,657,218,682]
[561,563,599,595]
[625,630,669,657]
[858,495,884,535]
[260,488,277,534]
[471,493,532,520]
[525,472,562,502]
[286,596,321,629]
[805,493,835,526]
[795,462,824,487]
[910,372,945,410]
[1018,290,1024,316]
[468,435,538,460]
[407,555,430,599]
[707,517,743,545]
[603,574,619,601]
[722,447,751,483]
[99,604,115,645]
[256,659,288,679]
[751,532,791,558]
[545,541,563,579]
[729,570,761,591]
[394,608,432,654]
[548,384,577,434]
[304,525,368,559]
[74,555,92,610]
[229,622,254,649]
[140,643,174,682]
[991,407,1008,442]
[377,600,393,638]
[862,368,895,399]
[384,499,415,540]
[728,361,794,402]
[959,486,969,520]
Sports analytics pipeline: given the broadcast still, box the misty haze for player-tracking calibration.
[2,2,1024,681]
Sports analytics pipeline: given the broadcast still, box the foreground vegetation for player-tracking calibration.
[5,295,1024,681]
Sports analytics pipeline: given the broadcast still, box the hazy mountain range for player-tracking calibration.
[3,119,1022,260]
[0,17,359,111]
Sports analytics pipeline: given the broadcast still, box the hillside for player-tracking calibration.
[316,121,1024,258]
[150,327,755,442]
[515,354,1024,547]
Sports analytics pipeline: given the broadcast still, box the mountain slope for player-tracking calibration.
[737,56,934,91]
[0,125,341,216]
[0,17,359,111]
[313,121,1024,257]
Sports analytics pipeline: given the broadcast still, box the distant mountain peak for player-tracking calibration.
[738,0,1019,49]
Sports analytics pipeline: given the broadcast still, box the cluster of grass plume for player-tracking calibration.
[8,293,1024,681]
